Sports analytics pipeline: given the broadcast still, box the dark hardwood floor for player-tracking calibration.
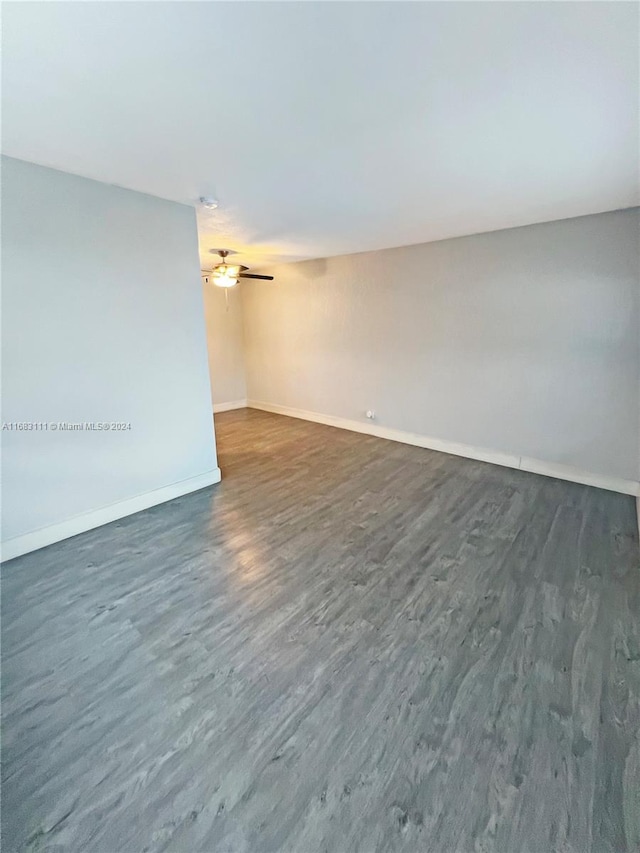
[2,408,639,852]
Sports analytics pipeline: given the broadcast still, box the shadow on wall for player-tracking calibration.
[296,258,329,280]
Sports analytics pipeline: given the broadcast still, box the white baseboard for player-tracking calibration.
[247,400,640,498]
[1,467,222,563]
[213,400,247,413]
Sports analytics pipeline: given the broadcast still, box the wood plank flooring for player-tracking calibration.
[2,408,639,853]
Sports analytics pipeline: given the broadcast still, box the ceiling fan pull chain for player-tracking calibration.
[225,288,229,312]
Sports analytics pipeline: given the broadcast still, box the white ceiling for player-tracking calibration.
[2,2,638,271]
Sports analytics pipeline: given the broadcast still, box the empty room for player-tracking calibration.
[1,2,639,852]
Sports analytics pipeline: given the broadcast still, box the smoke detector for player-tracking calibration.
[199,196,219,210]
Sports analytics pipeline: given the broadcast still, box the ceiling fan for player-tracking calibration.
[202,250,274,288]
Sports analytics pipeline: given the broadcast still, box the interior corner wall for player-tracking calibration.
[202,284,247,407]
[242,209,640,486]
[1,156,219,557]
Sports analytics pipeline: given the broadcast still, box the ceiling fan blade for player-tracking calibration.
[238,273,274,281]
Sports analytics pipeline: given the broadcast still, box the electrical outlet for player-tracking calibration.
[366,410,376,420]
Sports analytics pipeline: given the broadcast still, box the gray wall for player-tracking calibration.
[1,156,218,543]
[203,284,247,406]
[243,209,640,482]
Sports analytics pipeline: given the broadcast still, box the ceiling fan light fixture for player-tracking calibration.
[212,273,238,288]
